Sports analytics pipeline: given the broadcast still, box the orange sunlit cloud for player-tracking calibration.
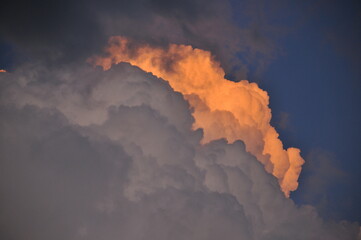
[90,36,305,197]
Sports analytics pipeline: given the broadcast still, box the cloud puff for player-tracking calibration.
[0,63,359,239]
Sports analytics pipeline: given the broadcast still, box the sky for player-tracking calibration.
[239,1,361,222]
[0,0,360,239]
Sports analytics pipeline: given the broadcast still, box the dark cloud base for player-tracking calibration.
[0,64,359,239]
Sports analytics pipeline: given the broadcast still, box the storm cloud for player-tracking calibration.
[0,62,359,239]
[0,0,279,79]
[0,0,360,239]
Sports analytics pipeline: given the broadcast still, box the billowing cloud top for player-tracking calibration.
[90,36,304,197]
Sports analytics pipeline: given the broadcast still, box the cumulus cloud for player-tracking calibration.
[0,63,359,239]
[90,36,304,196]
[0,0,360,239]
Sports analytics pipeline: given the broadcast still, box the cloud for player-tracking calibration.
[0,0,279,78]
[0,63,359,239]
[293,149,354,221]
[90,36,304,196]
[274,111,290,130]
[0,0,360,238]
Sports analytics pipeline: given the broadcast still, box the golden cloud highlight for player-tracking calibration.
[90,36,304,197]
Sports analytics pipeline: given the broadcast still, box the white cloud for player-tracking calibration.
[0,63,359,239]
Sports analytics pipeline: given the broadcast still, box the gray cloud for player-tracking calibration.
[0,63,359,239]
[293,149,357,221]
[0,0,280,79]
[1,1,360,238]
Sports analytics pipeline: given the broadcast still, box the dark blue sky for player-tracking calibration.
[240,1,361,222]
